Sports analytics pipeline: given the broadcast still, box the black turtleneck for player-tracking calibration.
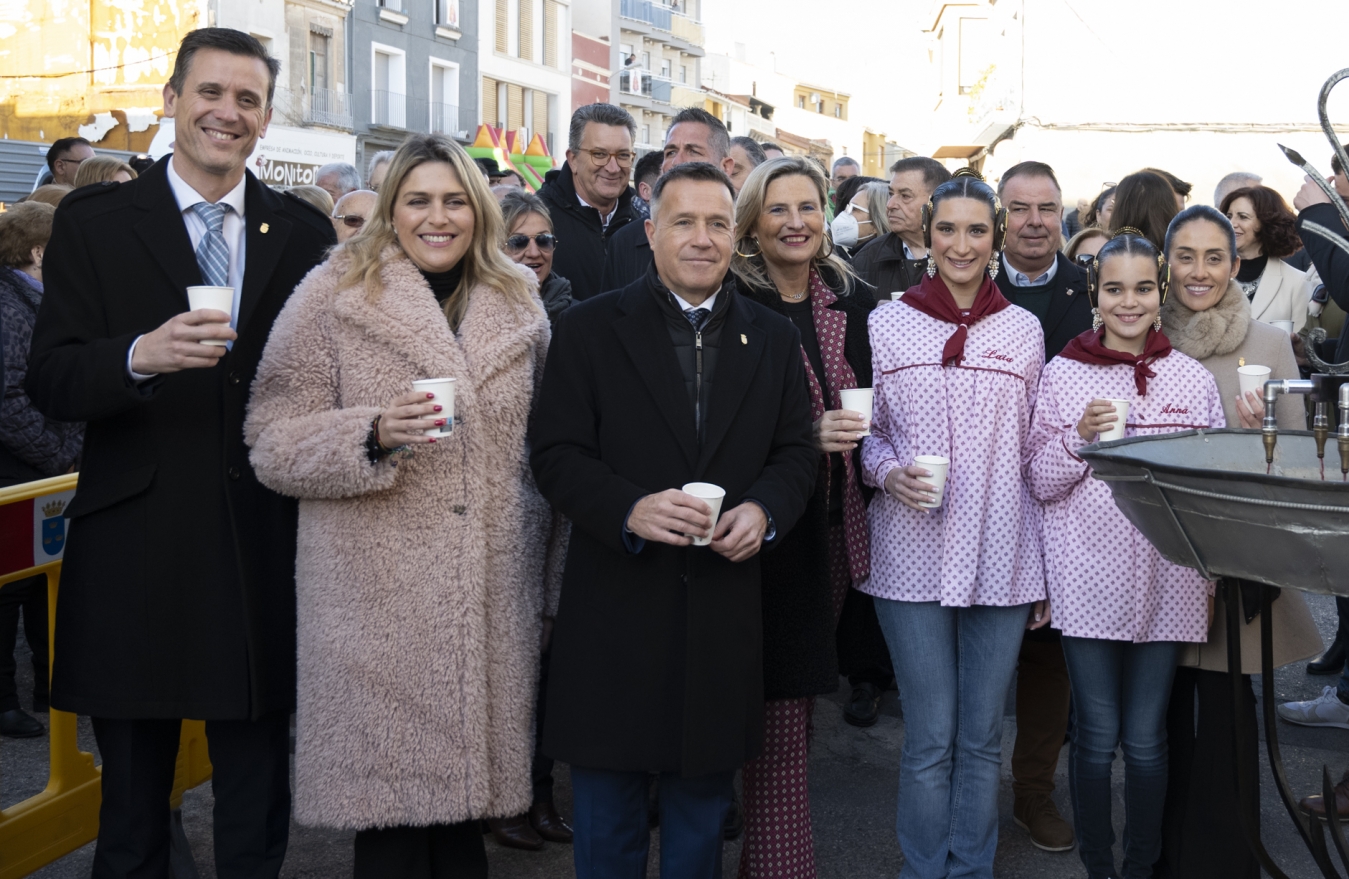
[419,262,465,307]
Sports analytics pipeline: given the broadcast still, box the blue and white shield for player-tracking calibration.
[40,515,65,556]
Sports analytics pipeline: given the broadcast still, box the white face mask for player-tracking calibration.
[831,211,860,248]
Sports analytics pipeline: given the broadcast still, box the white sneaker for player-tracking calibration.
[1277,686,1349,729]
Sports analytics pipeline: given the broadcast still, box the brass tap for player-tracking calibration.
[1262,378,1316,465]
[1314,401,1330,460]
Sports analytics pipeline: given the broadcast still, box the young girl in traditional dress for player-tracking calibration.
[1026,231,1224,879]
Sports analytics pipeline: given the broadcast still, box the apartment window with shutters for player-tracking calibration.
[531,90,549,145]
[543,0,559,68]
[495,0,508,52]
[507,83,525,132]
[517,0,534,61]
[483,76,499,128]
[309,33,329,92]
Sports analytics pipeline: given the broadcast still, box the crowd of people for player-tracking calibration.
[4,24,1349,879]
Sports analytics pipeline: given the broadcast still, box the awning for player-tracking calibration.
[931,122,1017,161]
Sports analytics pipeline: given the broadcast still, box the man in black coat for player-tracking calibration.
[1294,162,1349,360]
[850,156,952,298]
[530,163,816,879]
[537,102,639,301]
[600,107,738,294]
[993,160,1093,855]
[25,29,335,878]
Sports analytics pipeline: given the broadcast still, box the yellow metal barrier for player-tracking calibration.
[0,475,212,878]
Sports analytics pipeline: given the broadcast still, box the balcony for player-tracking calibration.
[619,70,673,105]
[670,13,704,47]
[304,87,353,130]
[619,0,672,30]
[372,90,406,129]
[429,102,470,140]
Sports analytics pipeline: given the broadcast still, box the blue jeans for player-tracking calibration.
[571,766,732,879]
[873,599,1031,879]
[1061,637,1182,879]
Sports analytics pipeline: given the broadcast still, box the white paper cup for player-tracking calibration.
[890,291,904,301]
[411,378,456,437]
[681,482,725,546]
[839,388,874,437]
[913,455,950,509]
[1271,320,1296,334]
[1099,399,1131,442]
[186,286,234,346]
[1238,365,1271,399]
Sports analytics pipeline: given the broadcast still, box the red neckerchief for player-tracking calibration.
[900,272,1011,366]
[1058,327,1173,396]
[799,268,870,582]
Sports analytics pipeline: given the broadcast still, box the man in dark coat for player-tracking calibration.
[537,102,639,301]
[849,156,952,299]
[530,163,817,879]
[601,107,737,294]
[1295,160,1349,361]
[993,160,1093,855]
[25,28,335,878]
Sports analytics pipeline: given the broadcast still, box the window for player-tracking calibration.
[430,61,460,135]
[543,0,559,68]
[309,33,329,92]
[958,17,992,94]
[834,103,842,118]
[532,90,550,144]
[640,124,651,146]
[797,95,805,109]
[495,0,508,52]
[817,101,824,114]
[660,59,670,79]
[679,65,687,84]
[640,51,650,69]
[518,0,533,61]
[372,44,406,127]
[377,0,402,10]
[435,0,459,27]
[483,75,500,127]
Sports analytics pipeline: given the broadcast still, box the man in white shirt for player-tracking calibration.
[26,28,336,878]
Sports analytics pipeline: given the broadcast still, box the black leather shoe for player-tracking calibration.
[487,814,544,851]
[1310,637,1348,675]
[843,682,883,727]
[0,708,44,738]
[529,798,573,843]
[723,791,743,841]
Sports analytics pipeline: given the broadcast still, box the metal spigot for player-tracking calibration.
[1262,379,1315,465]
[1314,401,1330,460]
[1338,383,1349,476]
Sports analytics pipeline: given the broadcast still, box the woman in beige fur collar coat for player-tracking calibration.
[1154,205,1321,879]
[246,134,558,875]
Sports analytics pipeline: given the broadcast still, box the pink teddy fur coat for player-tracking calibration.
[245,248,561,830]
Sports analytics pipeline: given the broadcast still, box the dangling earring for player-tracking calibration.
[987,252,1000,281]
[926,255,937,278]
[1153,314,1163,332]
[1091,308,1103,331]
[735,238,763,259]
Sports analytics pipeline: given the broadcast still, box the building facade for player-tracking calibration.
[614,0,705,153]
[348,0,479,179]
[478,0,573,158]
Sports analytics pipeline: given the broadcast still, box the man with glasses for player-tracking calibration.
[330,189,376,244]
[538,103,639,301]
[45,137,95,187]
[992,160,1092,857]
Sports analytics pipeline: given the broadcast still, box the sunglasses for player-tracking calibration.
[1074,252,1096,267]
[505,233,557,252]
[333,215,365,228]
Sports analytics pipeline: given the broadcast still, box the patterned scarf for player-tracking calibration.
[1059,327,1173,396]
[900,272,1011,366]
[800,268,871,582]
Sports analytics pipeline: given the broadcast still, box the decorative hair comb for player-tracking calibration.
[1111,226,1145,239]
[952,167,985,181]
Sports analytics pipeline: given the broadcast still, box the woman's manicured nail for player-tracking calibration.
[435,419,446,426]
[433,405,443,412]
[428,437,437,443]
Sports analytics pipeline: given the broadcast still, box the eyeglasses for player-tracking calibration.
[582,149,636,167]
[505,233,558,252]
[333,215,366,228]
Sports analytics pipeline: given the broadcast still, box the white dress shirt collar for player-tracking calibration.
[167,156,247,219]
[1004,254,1059,287]
[576,193,618,230]
[670,289,719,315]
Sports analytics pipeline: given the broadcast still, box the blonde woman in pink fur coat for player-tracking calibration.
[245,134,560,878]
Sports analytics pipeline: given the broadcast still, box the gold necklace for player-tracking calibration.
[780,287,809,302]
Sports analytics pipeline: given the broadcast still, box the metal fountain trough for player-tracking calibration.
[1080,429,1349,597]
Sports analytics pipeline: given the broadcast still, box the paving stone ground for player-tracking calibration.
[4,592,1346,878]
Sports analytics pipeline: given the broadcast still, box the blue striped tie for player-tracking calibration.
[189,202,232,288]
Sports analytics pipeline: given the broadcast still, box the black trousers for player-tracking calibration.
[1153,667,1259,879]
[353,821,487,879]
[91,713,291,879]
[0,574,48,712]
[532,643,554,801]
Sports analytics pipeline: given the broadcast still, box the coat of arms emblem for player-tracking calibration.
[40,499,66,557]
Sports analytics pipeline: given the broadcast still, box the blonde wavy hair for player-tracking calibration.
[337,134,535,328]
[731,155,854,291]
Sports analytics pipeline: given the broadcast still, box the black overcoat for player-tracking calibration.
[995,251,1092,359]
[735,269,874,700]
[26,160,335,720]
[536,162,637,302]
[530,276,817,777]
